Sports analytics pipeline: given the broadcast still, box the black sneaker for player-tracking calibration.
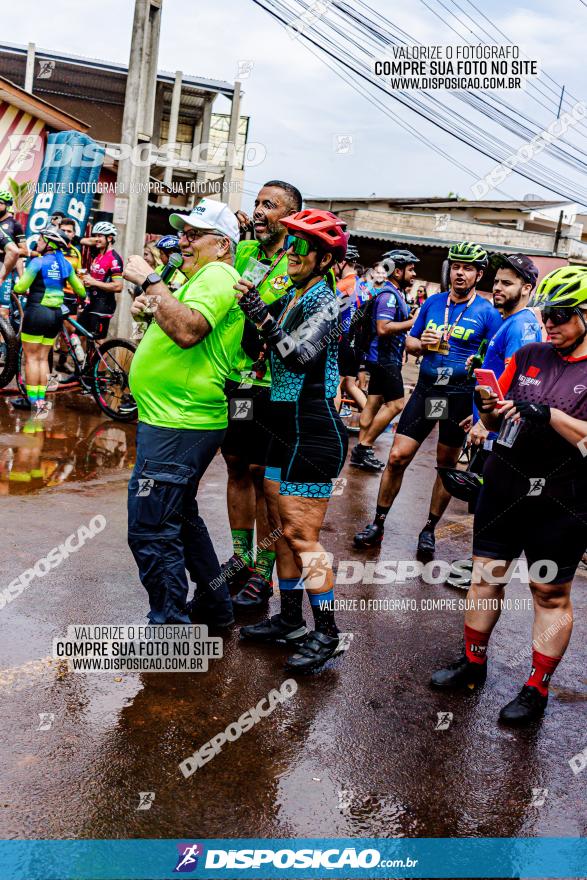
[233,573,273,609]
[285,630,344,673]
[499,685,548,726]
[350,445,384,472]
[417,527,436,560]
[430,653,487,690]
[185,594,235,629]
[240,613,308,644]
[219,553,253,594]
[353,522,384,548]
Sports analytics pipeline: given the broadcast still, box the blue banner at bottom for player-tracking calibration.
[0,838,585,879]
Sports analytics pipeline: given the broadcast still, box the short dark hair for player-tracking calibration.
[61,217,75,228]
[52,210,65,219]
[263,180,302,213]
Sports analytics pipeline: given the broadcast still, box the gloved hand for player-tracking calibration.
[510,400,551,424]
[238,287,269,325]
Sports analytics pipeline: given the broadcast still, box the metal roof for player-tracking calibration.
[309,196,568,211]
[0,41,235,98]
[349,228,555,256]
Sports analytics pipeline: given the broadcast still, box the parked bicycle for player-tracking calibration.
[17,306,137,422]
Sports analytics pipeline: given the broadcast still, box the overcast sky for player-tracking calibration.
[3,0,587,210]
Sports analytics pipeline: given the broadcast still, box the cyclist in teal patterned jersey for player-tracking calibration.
[220,181,301,611]
[12,227,85,418]
[235,208,349,674]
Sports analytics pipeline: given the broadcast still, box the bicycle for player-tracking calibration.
[0,291,23,388]
[17,307,138,422]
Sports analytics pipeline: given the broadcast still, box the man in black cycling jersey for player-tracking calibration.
[431,265,587,725]
[0,191,26,313]
[0,225,20,284]
[354,242,501,557]
[350,250,417,471]
[235,209,349,673]
[220,181,300,610]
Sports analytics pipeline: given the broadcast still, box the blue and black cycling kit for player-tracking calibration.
[367,282,411,367]
[473,306,543,436]
[410,291,503,388]
[397,291,502,447]
[259,278,348,498]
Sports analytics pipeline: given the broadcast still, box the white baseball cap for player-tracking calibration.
[170,198,240,244]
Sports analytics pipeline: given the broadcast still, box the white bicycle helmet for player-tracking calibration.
[92,221,118,239]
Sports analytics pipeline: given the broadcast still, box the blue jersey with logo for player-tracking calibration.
[338,277,371,335]
[474,307,543,431]
[410,291,502,387]
[367,282,411,366]
[483,307,542,376]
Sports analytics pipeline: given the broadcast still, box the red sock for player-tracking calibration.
[464,624,490,664]
[525,650,561,696]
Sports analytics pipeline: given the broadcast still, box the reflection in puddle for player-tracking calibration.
[0,395,136,495]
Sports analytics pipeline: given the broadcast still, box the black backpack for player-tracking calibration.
[347,295,376,358]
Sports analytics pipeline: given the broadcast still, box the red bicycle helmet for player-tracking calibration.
[281,209,349,259]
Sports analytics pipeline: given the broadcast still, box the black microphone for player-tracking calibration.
[160,251,184,283]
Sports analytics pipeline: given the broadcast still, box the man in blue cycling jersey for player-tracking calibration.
[354,241,501,557]
[468,253,542,447]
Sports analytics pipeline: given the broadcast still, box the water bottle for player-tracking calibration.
[70,332,85,364]
[467,338,488,379]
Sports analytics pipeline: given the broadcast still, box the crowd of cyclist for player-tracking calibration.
[2,179,586,726]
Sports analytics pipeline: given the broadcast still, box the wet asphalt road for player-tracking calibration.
[0,379,586,866]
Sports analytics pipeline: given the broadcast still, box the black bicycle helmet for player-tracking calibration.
[436,467,483,504]
[382,249,419,266]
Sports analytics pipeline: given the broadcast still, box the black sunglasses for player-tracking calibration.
[542,306,580,326]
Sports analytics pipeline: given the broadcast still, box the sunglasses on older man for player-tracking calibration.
[284,234,317,256]
[541,306,580,326]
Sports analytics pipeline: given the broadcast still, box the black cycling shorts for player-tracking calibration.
[338,335,360,377]
[365,361,404,402]
[396,381,472,448]
[473,466,587,584]
[221,379,273,466]
[21,304,63,345]
[265,398,348,498]
[77,306,112,340]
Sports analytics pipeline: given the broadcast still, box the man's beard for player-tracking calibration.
[256,221,281,247]
[501,290,522,315]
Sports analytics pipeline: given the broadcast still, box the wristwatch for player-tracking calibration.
[141,272,162,292]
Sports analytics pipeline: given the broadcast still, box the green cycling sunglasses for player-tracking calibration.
[284,234,317,256]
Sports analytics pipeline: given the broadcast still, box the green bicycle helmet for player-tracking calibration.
[448,241,488,269]
[0,190,13,206]
[529,265,587,310]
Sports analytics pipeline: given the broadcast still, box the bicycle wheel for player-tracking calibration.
[0,314,19,388]
[91,337,137,422]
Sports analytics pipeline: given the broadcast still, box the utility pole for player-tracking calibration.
[112,0,163,338]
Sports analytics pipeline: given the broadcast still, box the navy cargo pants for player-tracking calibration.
[128,421,233,625]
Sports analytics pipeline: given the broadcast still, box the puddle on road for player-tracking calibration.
[0,396,136,495]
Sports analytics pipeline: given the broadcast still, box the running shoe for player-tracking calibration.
[416,527,436,560]
[353,522,384,548]
[430,653,487,690]
[233,573,273,609]
[46,375,60,393]
[498,685,547,726]
[284,630,344,673]
[33,402,51,421]
[185,593,235,629]
[240,613,308,644]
